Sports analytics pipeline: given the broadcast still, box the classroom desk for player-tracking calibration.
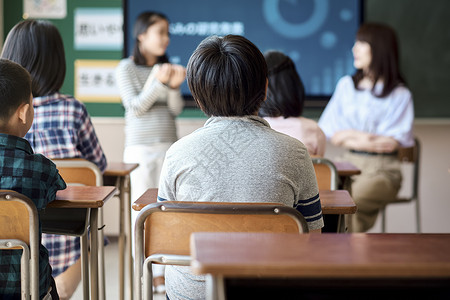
[334,161,361,177]
[103,162,138,300]
[42,186,116,300]
[334,160,361,190]
[132,188,356,232]
[191,232,450,300]
[321,161,360,232]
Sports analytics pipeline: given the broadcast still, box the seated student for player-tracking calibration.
[0,59,66,299]
[259,50,326,157]
[158,35,324,300]
[318,23,414,232]
[1,19,107,298]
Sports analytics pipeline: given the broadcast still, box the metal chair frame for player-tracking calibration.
[381,138,421,233]
[311,157,339,191]
[45,158,104,300]
[134,201,309,300]
[0,190,39,299]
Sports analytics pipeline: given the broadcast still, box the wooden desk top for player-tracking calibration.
[319,190,356,214]
[191,232,450,278]
[49,186,117,208]
[132,188,356,215]
[104,162,139,177]
[334,161,361,176]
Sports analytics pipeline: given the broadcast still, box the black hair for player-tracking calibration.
[187,35,268,116]
[0,59,32,123]
[132,11,170,65]
[1,19,66,97]
[259,50,305,118]
[352,23,406,98]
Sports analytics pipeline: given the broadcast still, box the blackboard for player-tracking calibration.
[3,0,449,118]
[366,0,450,118]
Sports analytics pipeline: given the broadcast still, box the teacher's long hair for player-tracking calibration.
[352,23,406,98]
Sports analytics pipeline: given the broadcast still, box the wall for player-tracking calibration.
[95,118,450,235]
[365,0,450,118]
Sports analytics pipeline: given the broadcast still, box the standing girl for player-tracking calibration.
[115,11,185,292]
[318,23,414,232]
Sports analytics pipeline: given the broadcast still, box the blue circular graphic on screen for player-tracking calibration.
[340,9,353,21]
[263,0,329,39]
[320,31,337,49]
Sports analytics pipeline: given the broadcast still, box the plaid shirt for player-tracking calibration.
[25,93,107,172]
[25,93,107,276]
[0,133,66,298]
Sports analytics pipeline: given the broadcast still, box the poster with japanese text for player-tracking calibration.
[74,60,120,102]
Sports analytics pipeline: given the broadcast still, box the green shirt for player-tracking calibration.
[0,133,66,298]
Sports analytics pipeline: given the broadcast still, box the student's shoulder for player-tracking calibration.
[167,128,204,152]
[117,57,136,71]
[28,153,58,171]
[336,75,354,89]
[55,94,89,115]
[391,84,413,100]
[268,127,309,157]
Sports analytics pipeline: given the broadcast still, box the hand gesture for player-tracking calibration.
[168,64,186,89]
[155,63,172,85]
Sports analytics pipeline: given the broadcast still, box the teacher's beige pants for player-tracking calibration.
[339,151,402,232]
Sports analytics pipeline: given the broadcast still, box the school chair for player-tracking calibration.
[43,158,105,300]
[312,158,347,232]
[381,137,421,233]
[0,190,39,299]
[311,157,339,190]
[134,201,309,300]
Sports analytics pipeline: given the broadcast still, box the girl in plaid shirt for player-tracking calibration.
[2,20,107,299]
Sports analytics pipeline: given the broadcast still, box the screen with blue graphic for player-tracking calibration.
[125,0,362,101]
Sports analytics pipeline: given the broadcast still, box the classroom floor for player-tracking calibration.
[72,236,165,300]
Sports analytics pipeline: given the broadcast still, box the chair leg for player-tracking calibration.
[415,198,421,233]
[81,233,89,300]
[98,207,106,300]
[381,207,386,233]
[143,261,153,300]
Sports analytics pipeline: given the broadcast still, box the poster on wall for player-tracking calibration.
[74,7,123,50]
[74,60,121,103]
[23,0,67,19]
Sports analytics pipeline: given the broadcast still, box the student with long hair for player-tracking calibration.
[1,19,107,298]
[115,11,185,292]
[260,50,326,157]
[319,23,414,232]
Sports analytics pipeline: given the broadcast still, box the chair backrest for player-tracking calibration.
[141,201,308,258]
[311,157,338,190]
[381,137,421,233]
[0,190,39,299]
[41,158,102,236]
[134,201,309,299]
[397,137,420,199]
[52,158,103,186]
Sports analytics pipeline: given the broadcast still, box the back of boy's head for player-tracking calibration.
[1,19,65,97]
[0,59,32,124]
[187,35,268,116]
[259,50,305,118]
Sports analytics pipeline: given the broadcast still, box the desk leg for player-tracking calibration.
[90,208,99,300]
[81,231,89,300]
[118,177,125,300]
[98,207,106,300]
[125,175,134,300]
[206,275,226,300]
[337,214,344,233]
